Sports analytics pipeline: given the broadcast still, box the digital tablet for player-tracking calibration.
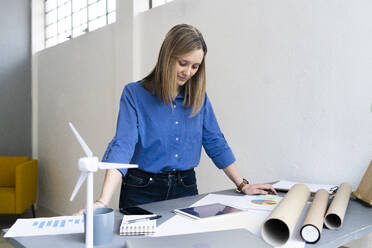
[173,203,243,220]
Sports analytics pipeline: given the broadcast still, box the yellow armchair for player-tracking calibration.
[0,156,38,217]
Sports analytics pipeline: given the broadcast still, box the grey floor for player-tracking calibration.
[0,206,57,248]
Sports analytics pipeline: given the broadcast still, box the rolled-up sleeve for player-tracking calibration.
[102,85,139,175]
[202,94,235,169]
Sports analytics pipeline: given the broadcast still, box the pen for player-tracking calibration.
[125,215,162,224]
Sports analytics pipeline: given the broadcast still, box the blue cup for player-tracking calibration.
[84,207,114,246]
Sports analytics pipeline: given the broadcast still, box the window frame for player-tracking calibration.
[44,0,116,48]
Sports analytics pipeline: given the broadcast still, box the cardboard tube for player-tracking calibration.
[261,184,310,247]
[324,182,352,230]
[300,189,329,243]
[353,160,372,206]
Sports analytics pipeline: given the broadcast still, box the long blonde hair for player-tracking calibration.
[142,24,208,116]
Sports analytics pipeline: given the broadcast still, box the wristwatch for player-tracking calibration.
[236,178,249,193]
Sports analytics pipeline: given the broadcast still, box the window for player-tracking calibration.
[149,0,174,9]
[45,0,116,48]
[134,0,176,15]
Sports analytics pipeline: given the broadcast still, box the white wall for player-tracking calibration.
[134,0,372,193]
[36,0,372,217]
[36,1,134,214]
[37,25,117,213]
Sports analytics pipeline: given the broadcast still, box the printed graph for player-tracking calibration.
[250,194,278,206]
[31,218,83,229]
[4,216,84,237]
[251,199,277,205]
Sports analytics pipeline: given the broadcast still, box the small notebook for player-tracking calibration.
[120,215,156,236]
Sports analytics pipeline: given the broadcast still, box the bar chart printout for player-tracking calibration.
[4,216,84,237]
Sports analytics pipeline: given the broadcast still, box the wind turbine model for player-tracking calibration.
[68,122,138,248]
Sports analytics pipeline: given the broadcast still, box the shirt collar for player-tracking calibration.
[176,88,185,99]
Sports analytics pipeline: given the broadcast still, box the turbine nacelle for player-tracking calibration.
[79,157,99,172]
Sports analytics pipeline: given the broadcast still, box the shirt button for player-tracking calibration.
[175,121,179,125]
[176,137,179,141]
[175,154,179,158]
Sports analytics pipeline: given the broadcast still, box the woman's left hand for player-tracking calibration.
[241,183,277,195]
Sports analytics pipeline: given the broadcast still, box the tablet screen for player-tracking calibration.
[174,203,243,220]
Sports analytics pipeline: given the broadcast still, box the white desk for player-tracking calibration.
[3,189,372,248]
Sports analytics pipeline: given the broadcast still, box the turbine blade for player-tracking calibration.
[70,172,89,201]
[69,122,93,157]
[98,162,138,170]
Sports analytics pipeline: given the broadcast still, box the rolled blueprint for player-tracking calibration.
[324,182,352,230]
[261,184,310,247]
[300,189,329,243]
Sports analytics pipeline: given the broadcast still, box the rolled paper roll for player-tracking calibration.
[300,189,329,243]
[353,161,372,206]
[261,184,310,247]
[324,182,352,230]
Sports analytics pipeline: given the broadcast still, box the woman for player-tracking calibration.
[83,24,276,212]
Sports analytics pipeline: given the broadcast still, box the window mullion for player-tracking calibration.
[69,0,72,39]
[44,0,116,48]
[86,0,89,32]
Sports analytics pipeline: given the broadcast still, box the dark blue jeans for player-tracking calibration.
[119,168,198,209]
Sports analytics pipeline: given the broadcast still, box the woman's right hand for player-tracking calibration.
[72,200,107,216]
[72,169,122,216]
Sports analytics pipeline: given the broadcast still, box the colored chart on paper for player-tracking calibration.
[251,199,277,205]
[31,217,83,229]
[4,215,84,237]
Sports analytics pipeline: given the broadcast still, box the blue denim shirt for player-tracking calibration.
[102,81,235,175]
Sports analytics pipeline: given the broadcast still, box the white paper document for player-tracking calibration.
[155,194,307,248]
[235,194,282,211]
[272,180,338,194]
[182,193,282,212]
[4,215,84,237]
